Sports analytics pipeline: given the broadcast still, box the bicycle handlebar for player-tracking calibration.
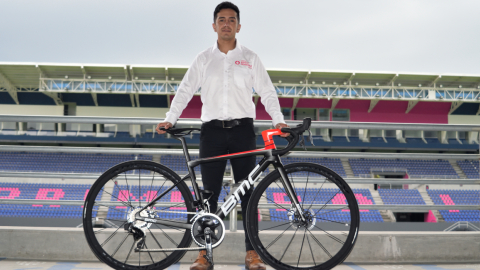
[272,117,311,156]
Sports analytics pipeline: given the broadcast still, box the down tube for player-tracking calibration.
[215,157,272,219]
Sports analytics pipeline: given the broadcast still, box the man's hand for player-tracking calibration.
[275,123,290,138]
[156,122,173,134]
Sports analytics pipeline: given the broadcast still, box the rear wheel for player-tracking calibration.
[246,163,360,270]
[83,160,194,270]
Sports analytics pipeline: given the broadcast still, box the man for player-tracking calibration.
[156,2,287,270]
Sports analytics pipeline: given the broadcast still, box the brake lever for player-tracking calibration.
[307,129,315,146]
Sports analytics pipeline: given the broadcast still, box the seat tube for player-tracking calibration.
[273,156,306,221]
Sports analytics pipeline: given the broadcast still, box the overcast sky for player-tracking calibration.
[1,0,479,75]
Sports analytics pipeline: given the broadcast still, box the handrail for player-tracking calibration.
[1,115,480,131]
[0,145,478,160]
[0,199,477,211]
[0,171,478,183]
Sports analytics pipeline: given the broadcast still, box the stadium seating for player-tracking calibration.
[427,189,480,222]
[457,160,480,179]
[281,157,347,178]
[0,182,97,218]
[378,189,426,205]
[349,159,458,178]
[266,187,383,223]
[0,152,152,174]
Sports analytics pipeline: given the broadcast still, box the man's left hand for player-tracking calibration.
[275,123,290,138]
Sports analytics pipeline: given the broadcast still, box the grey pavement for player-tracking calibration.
[0,259,479,270]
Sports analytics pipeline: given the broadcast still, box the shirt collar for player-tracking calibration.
[212,39,242,53]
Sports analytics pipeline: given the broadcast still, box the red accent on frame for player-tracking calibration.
[262,129,283,150]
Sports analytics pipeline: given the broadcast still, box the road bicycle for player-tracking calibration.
[82,118,360,270]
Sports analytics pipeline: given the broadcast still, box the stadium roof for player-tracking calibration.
[1,62,480,89]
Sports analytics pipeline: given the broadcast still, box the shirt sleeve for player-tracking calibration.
[164,54,203,125]
[252,55,286,127]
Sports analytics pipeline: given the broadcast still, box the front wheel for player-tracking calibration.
[83,160,194,270]
[246,163,360,270]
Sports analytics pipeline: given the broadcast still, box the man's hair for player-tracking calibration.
[214,2,240,23]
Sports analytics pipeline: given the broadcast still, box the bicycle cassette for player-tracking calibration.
[191,213,225,248]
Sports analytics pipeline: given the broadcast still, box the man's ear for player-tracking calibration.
[237,23,241,33]
[212,23,217,32]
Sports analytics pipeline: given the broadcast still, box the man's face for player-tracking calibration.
[212,8,241,41]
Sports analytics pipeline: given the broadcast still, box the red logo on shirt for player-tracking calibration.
[236,60,252,69]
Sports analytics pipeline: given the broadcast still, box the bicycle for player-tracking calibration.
[82,118,360,270]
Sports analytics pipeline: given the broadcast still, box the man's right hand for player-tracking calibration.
[156,122,173,134]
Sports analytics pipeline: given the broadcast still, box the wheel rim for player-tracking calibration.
[83,161,193,269]
[248,164,359,269]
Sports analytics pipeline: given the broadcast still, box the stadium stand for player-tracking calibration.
[457,160,480,179]
[349,158,458,178]
[378,189,426,205]
[281,157,347,178]
[427,189,480,222]
[0,152,152,173]
[0,183,98,218]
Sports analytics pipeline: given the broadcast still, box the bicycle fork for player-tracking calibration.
[272,156,307,222]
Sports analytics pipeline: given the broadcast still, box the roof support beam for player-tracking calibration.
[449,101,463,114]
[347,73,355,84]
[0,71,19,104]
[387,74,399,86]
[331,98,340,110]
[130,67,136,80]
[135,93,140,107]
[165,67,169,81]
[291,97,300,111]
[368,99,379,113]
[42,92,63,106]
[124,66,130,81]
[405,100,419,114]
[91,93,98,106]
[304,71,311,84]
[129,94,136,107]
[80,66,87,79]
[476,105,480,116]
[428,75,442,87]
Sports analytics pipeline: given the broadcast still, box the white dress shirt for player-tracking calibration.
[164,40,285,127]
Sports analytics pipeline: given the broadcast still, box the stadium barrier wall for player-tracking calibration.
[0,227,478,263]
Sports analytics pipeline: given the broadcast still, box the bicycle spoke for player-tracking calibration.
[148,228,169,258]
[143,241,155,264]
[124,239,136,264]
[262,194,290,212]
[259,221,292,232]
[266,225,291,249]
[314,189,341,216]
[111,232,130,257]
[100,222,127,247]
[306,229,332,258]
[148,172,156,203]
[124,173,134,208]
[297,228,307,267]
[301,171,310,209]
[306,231,316,266]
[313,216,351,225]
[313,224,345,245]
[279,227,298,262]
[306,177,328,211]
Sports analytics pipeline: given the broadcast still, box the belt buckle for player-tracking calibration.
[222,120,232,128]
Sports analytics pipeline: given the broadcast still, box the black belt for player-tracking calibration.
[204,118,253,128]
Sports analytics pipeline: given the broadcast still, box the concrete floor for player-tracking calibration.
[0,259,479,270]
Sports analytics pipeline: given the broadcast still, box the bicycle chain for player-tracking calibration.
[137,247,206,252]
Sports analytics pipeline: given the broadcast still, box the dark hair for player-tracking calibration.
[214,2,240,23]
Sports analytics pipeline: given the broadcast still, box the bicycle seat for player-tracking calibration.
[161,127,201,137]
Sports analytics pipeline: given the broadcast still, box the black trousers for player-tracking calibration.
[199,120,256,251]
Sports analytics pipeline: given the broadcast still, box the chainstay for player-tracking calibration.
[137,247,206,252]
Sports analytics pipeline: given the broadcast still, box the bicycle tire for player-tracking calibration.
[246,162,360,270]
[83,160,194,270]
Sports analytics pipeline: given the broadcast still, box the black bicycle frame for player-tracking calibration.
[135,134,304,228]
